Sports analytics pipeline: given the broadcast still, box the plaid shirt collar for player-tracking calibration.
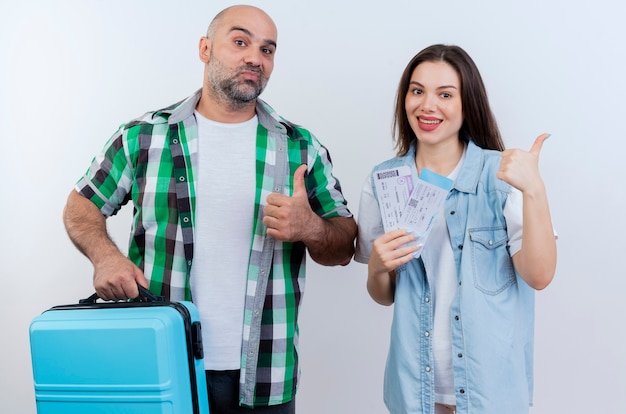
[165,88,288,136]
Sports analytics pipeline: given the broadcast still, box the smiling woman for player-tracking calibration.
[1,1,626,413]
[405,61,465,148]
[355,44,556,413]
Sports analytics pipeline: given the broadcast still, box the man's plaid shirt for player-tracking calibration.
[75,89,353,407]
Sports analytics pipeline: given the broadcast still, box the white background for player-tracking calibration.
[1,0,624,412]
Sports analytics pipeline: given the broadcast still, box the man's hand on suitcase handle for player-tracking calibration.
[93,251,149,301]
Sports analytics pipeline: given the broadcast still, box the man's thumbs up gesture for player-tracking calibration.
[263,164,316,242]
[497,133,550,194]
[262,164,357,266]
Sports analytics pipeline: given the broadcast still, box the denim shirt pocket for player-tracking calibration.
[468,227,516,295]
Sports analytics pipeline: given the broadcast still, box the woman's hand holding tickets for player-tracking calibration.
[369,229,422,275]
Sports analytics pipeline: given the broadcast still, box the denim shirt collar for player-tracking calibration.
[453,140,484,195]
[402,139,484,194]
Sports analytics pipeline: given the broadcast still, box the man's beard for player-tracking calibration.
[207,56,268,110]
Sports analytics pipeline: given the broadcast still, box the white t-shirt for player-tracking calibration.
[355,147,523,405]
[190,111,258,370]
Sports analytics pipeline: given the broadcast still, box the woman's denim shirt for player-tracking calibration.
[372,141,535,414]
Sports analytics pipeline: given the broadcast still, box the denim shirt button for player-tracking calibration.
[424,331,430,337]
[425,366,431,372]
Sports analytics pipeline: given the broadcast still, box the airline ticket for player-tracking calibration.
[373,166,415,233]
[399,168,454,234]
[373,166,453,235]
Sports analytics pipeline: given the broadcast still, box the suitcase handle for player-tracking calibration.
[79,285,165,304]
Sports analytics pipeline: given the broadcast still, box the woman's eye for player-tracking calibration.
[441,92,452,98]
[410,88,423,95]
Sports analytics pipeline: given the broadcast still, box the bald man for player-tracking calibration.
[63,5,357,413]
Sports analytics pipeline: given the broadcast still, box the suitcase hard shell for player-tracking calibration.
[29,288,209,414]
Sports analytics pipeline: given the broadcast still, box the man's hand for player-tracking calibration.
[263,164,316,242]
[93,252,149,301]
[261,164,357,265]
[63,190,149,301]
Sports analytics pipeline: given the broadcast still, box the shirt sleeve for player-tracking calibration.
[305,138,352,219]
[504,185,558,258]
[354,174,384,264]
[504,186,524,257]
[74,126,133,217]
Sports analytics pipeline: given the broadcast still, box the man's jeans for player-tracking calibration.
[206,370,296,414]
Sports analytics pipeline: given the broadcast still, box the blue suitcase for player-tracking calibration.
[29,287,209,414]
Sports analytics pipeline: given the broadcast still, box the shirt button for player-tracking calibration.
[425,297,430,303]
[182,216,190,223]
[178,176,185,182]
[455,315,460,321]
[450,211,456,215]
[425,366,431,372]
[488,240,493,246]
[172,138,179,144]
[424,331,430,337]
[458,244,463,250]
[457,353,463,358]
[459,389,465,394]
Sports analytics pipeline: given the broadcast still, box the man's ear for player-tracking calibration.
[198,37,211,63]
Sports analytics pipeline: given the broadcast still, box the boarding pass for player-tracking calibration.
[373,166,453,234]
